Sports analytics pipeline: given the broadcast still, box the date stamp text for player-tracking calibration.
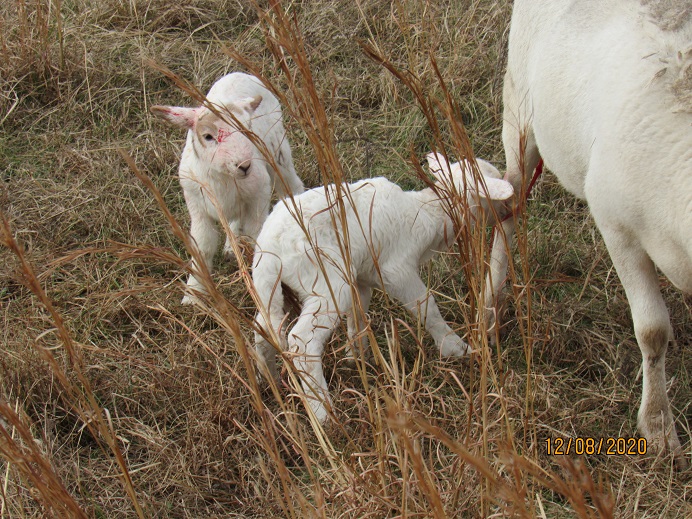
[545,437,647,456]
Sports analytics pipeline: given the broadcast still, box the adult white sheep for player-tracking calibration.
[253,153,514,423]
[151,72,305,304]
[485,0,691,463]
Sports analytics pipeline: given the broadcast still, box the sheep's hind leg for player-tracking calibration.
[598,224,684,467]
[384,271,469,358]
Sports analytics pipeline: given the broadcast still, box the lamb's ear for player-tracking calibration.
[249,95,263,112]
[478,176,514,201]
[236,95,263,114]
[426,152,451,179]
[150,105,198,129]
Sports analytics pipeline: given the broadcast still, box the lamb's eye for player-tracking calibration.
[203,133,215,142]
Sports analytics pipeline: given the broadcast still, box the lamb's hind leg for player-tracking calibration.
[254,280,285,382]
[384,270,469,358]
[598,224,684,466]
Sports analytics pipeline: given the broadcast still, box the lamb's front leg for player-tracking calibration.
[273,141,304,198]
[222,220,243,264]
[345,284,373,364]
[385,271,469,357]
[224,182,272,264]
[288,296,343,423]
[483,217,515,340]
[183,211,219,305]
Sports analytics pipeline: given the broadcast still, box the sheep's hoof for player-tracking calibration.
[484,311,499,345]
[647,438,688,471]
[640,420,688,470]
[224,242,254,267]
[343,339,370,368]
[675,454,688,471]
[255,358,279,386]
[440,335,470,357]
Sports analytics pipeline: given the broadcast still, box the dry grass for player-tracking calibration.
[1,0,690,517]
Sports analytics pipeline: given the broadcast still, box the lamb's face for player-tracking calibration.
[151,95,264,178]
[191,107,256,177]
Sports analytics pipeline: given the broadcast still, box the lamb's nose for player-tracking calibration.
[238,162,250,175]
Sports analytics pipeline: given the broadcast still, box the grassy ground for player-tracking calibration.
[1,1,690,517]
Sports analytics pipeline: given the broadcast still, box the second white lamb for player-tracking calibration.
[253,153,514,422]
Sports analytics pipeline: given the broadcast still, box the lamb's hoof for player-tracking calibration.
[181,291,203,305]
[482,305,504,345]
[440,335,470,357]
[343,344,368,368]
[302,390,332,425]
[308,400,330,425]
[255,358,279,386]
[676,454,689,471]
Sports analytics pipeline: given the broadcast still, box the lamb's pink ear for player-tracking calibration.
[478,176,514,201]
[150,105,198,129]
[426,152,451,179]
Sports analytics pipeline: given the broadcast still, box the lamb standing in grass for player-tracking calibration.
[253,153,514,422]
[151,72,304,304]
[485,0,692,462]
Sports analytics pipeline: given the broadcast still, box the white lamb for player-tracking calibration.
[151,72,305,304]
[486,0,691,461]
[253,153,514,422]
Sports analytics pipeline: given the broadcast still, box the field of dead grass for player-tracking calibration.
[1,1,690,517]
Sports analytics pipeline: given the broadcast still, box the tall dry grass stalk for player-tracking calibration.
[1,213,145,518]
[0,398,86,519]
